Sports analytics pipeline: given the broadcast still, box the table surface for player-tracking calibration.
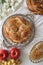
[0,0,43,65]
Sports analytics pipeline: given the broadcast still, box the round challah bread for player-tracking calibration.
[27,0,43,15]
[3,16,33,43]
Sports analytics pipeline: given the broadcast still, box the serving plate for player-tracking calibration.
[2,14,35,48]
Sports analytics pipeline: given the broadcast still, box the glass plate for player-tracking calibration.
[2,14,35,48]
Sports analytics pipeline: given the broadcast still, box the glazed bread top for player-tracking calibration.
[3,16,32,43]
[30,41,43,61]
[27,0,43,15]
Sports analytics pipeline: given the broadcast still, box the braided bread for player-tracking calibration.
[3,16,33,43]
[27,0,43,15]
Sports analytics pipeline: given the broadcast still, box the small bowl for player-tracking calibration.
[2,14,35,48]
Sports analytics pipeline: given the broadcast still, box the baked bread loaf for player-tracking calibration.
[3,16,33,43]
[27,0,43,15]
[29,41,43,63]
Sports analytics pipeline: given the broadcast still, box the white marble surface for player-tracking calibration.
[0,0,43,65]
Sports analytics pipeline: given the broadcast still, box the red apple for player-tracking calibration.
[10,48,20,60]
[0,49,8,60]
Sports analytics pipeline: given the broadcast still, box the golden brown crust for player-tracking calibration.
[26,0,43,15]
[3,16,33,43]
[30,41,43,61]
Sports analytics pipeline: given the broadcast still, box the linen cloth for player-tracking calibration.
[0,0,43,65]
